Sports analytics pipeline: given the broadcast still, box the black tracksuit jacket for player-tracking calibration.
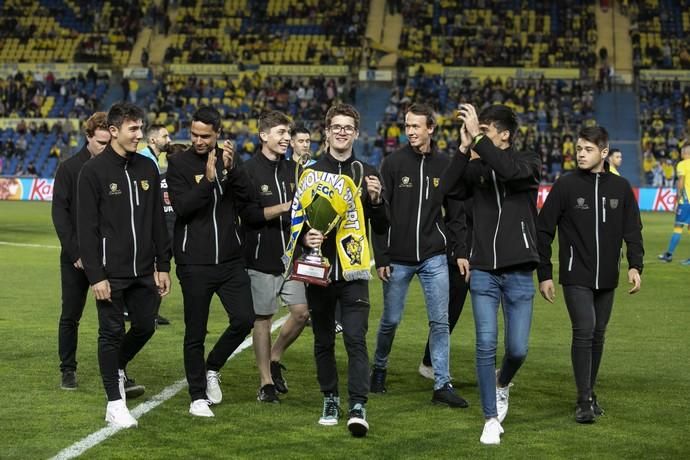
[166,146,263,265]
[536,167,644,289]
[372,143,461,267]
[77,145,171,284]
[240,152,295,275]
[306,151,389,281]
[52,144,91,264]
[442,136,542,271]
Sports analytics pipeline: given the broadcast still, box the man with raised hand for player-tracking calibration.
[445,103,541,445]
[166,106,259,417]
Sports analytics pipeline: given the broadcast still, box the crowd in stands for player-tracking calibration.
[140,70,358,161]
[0,120,78,178]
[165,0,367,66]
[638,79,690,186]
[0,69,107,119]
[0,0,147,66]
[378,71,596,184]
[628,0,690,71]
[397,0,597,74]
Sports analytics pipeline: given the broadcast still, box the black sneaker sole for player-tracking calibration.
[257,397,280,404]
[576,416,595,424]
[60,385,78,391]
[125,385,145,399]
[347,418,369,437]
[431,397,469,408]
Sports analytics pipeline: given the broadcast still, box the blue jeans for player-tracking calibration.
[470,269,535,418]
[373,254,450,390]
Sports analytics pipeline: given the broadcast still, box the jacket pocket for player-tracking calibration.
[520,221,530,249]
[133,181,140,206]
[254,233,262,260]
[602,197,606,223]
[435,222,447,247]
[102,237,107,267]
[182,225,188,253]
[568,245,574,271]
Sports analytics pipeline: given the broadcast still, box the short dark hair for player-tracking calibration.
[167,143,188,157]
[406,103,436,128]
[259,110,292,134]
[192,106,222,132]
[578,126,609,150]
[325,103,360,130]
[146,123,166,139]
[107,103,145,129]
[478,104,518,143]
[609,148,622,155]
[292,124,310,136]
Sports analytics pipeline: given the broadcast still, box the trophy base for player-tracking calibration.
[290,257,331,286]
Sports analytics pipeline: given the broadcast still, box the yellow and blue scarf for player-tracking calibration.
[282,169,371,281]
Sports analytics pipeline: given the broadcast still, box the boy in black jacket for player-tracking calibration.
[537,126,643,423]
[77,103,171,428]
[447,103,541,445]
[370,103,468,408]
[52,111,109,390]
[166,106,261,418]
[301,104,388,437]
[241,111,309,403]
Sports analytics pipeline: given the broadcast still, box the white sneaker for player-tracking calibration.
[105,399,138,428]
[496,383,513,423]
[480,418,504,445]
[418,362,434,380]
[189,399,215,417]
[118,369,126,401]
[206,370,222,404]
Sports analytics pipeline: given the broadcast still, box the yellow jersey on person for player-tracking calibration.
[677,159,690,204]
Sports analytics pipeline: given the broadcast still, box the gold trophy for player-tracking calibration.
[289,157,364,286]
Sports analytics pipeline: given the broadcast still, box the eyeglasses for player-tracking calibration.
[329,124,356,134]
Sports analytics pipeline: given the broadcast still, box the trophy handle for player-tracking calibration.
[294,151,312,187]
[350,160,364,197]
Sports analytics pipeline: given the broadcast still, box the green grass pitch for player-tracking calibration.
[0,201,688,459]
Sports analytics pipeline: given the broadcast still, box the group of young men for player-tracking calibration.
[52,99,644,444]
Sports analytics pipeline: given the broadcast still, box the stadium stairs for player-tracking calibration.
[595,91,642,186]
[357,83,391,165]
[593,1,640,185]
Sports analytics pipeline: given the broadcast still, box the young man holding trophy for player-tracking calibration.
[241,111,310,403]
[283,104,388,437]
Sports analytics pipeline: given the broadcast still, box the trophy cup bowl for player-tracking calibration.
[290,194,342,286]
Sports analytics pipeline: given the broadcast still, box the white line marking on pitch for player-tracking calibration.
[0,241,60,249]
[50,315,289,460]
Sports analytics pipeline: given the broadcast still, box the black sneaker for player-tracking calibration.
[432,382,469,408]
[592,394,605,416]
[347,403,369,437]
[156,315,170,325]
[271,361,288,394]
[370,367,387,394]
[575,401,595,423]
[61,370,77,390]
[658,252,673,263]
[124,374,145,399]
[257,384,280,403]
